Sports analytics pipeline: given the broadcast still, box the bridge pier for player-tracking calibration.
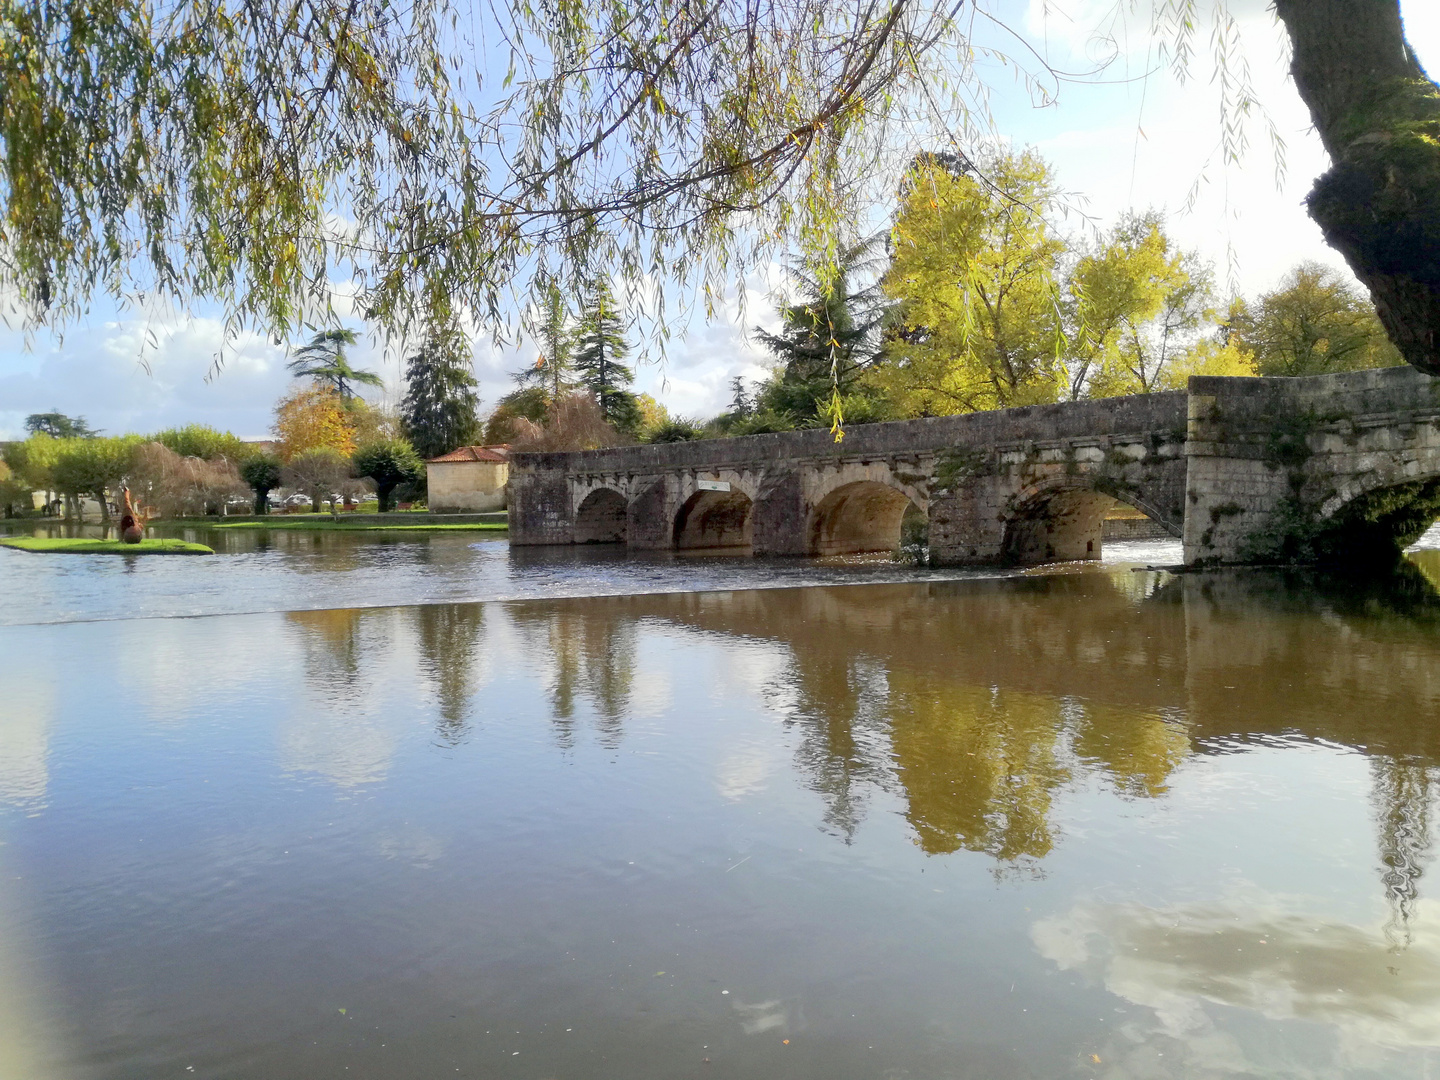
[508,368,1440,568]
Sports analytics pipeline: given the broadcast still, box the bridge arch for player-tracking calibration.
[674,488,754,549]
[808,480,924,556]
[574,488,628,544]
[1312,459,1440,560]
[1002,479,1138,565]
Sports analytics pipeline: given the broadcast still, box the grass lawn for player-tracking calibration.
[0,537,215,555]
[213,520,508,532]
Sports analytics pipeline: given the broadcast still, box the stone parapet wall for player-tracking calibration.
[510,391,1188,475]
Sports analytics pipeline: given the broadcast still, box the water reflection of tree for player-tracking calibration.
[780,653,891,843]
[1373,757,1438,950]
[287,607,367,692]
[282,608,395,787]
[1072,701,1190,799]
[510,604,636,749]
[413,603,486,745]
[887,678,1069,867]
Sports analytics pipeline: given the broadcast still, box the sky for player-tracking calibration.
[0,0,1437,441]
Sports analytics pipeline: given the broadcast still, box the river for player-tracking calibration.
[2,529,1440,1078]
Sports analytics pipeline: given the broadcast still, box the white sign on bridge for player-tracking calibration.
[697,479,731,492]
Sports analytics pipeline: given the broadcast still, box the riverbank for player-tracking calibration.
[168,510,509,529]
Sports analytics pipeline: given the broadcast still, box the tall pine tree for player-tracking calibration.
[514,282,576,403]
[400,329,483,459]
[571,281,639,433]
[753,232,891,422]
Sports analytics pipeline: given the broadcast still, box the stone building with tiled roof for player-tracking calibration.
[426,445,509,512]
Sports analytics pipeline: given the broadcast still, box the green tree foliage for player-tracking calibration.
[400,330,483,459]
[153,424,254,463]
[0,2,1432,378]
[0,459,31,516]
[352,439,424,512]
[3,434,57,502]
[1227,262,1405,376]
[49,436,138,520]
[1070,212,1220,398]
[647,418,704,443]
[25,411,95,437]
[571,282,640,433]
[753,231,893,428]
[239,456,283,515]
[876,150,1067,414]
[288,329,383,403]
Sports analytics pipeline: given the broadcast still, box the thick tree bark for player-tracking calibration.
[1275,0,1440,374]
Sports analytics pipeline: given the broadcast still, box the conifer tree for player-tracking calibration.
[571,282,639,433]
[514,282,576,403]
[400,330,483,459]
[287,329,383,403]
[753,232,890,422]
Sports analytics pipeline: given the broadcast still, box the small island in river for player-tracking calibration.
[0,536,214,555]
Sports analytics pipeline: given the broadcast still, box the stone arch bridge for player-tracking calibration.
[509,367,1440,566]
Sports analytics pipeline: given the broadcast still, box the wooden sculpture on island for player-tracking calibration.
[120,487,144,544]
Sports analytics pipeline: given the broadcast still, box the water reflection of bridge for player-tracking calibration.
[283,560,1440,930]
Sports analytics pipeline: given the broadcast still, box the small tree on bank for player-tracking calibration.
[283,448,351,513]
[128,443,248,518]
[353,439,424,512]
[0,460,31,517]
[240,456,283,514]
[49,436,137,521]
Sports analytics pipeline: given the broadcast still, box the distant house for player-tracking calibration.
[426,446,509,513]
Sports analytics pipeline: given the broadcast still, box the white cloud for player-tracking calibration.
[0,304,406,440]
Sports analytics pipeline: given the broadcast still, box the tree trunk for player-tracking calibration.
[1274,0,1440,374]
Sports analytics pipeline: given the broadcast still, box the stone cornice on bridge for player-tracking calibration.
[508,367,1440,566]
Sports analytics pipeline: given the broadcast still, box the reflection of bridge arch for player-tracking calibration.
[808,480,923,556]
[575,488,628,544]
[674,488,754,549]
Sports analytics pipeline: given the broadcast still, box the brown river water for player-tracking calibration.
[2,535,1440,1078]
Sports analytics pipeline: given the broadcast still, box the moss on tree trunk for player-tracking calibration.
[1276,0,1440,374]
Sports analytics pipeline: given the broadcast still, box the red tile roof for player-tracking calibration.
[427,445,510,463]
